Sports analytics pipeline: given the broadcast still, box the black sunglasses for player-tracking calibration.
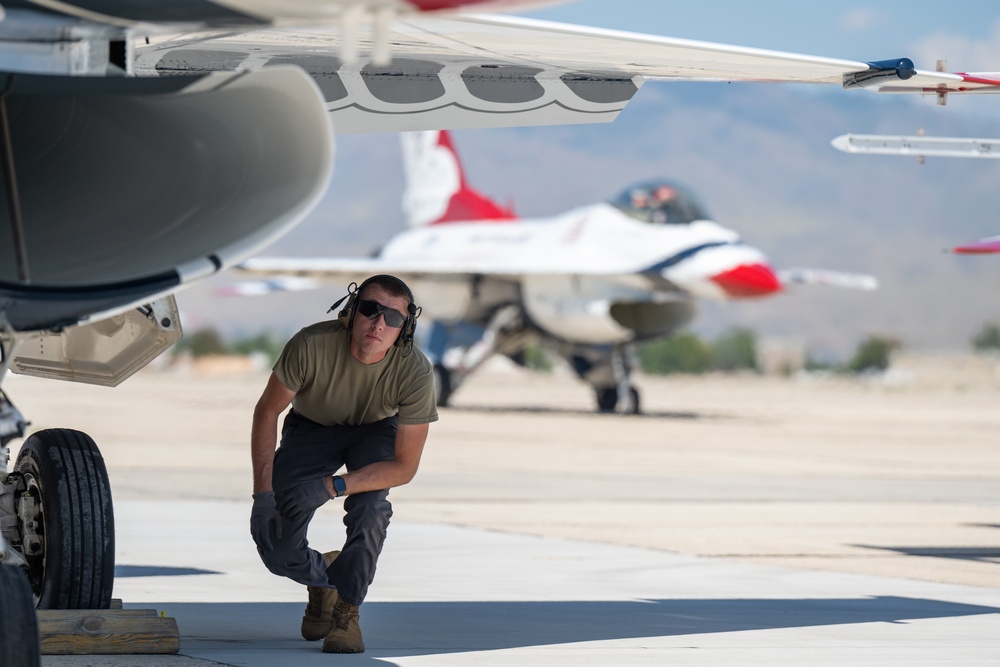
[356,299,407,328]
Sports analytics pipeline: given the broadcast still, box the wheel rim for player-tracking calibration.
[14,472,45,606]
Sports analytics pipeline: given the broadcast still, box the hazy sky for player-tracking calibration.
[518,1,1000,73]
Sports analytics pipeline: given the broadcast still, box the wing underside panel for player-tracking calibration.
[131,14,991,133]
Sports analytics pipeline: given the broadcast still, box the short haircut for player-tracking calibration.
[360,275,412,304]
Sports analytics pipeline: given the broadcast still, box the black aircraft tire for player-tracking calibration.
[595,387,617,413]
[14,428,115,609]
[0,564,41,667]
[595,387,641,414]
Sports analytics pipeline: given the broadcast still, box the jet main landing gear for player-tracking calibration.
[1,350,116,664]
[12,428,116,609]
[595,384,640,415]
[582,343,641,415]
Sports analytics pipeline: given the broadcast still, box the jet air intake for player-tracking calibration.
[0,66,332,332]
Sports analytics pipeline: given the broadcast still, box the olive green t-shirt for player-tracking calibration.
[273,320,438,426]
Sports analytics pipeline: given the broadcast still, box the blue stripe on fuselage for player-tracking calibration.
[641,241,741,274]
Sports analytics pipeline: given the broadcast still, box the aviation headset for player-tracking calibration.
[328,274,421,356]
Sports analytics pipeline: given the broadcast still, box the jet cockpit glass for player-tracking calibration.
[609,181,712,225]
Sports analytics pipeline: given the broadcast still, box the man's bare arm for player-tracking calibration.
[328,422,429,497]
[251,372,296,494]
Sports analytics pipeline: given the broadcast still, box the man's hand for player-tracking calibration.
[250,492,283,552]
[276,478,335,522]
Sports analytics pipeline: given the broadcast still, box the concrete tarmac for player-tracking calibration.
[43,499,1000,666]
[6,352,998,665]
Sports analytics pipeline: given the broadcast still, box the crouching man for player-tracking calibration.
[249,275,437,653]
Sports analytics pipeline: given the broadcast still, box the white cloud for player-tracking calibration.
[838,7,887,32]
[912,18,1000,70]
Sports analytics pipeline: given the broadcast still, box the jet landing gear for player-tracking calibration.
[1,404,115,610]
[0,388,40,667]
[573,343,641,415]
[608,343,640,415]
[430,305,531,407]
[12,429,116,609]
[595,384,640,415]
[1,339,116,665]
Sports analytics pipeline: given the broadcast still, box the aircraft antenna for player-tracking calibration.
[936,60,948,106]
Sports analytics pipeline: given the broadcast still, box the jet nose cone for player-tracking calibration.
[710,263,782,298]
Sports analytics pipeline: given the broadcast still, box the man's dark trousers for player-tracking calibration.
[258,410,396,606]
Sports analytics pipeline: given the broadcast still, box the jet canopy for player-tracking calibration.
[608,181,712,225]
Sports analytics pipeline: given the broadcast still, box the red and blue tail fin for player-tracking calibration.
[400,130,516,227]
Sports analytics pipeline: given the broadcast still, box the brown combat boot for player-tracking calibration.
[300,550,340,641]
[321,598,364,653]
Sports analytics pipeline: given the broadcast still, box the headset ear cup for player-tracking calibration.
[395,316,414,347]
[404,305,419,349]
[394,297,418,348]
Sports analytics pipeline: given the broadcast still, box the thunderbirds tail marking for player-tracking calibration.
[401,130,517,227]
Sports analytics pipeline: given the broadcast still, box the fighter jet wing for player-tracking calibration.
[232,255,620,282]
[225,258,411,296]
[136,14,996,133]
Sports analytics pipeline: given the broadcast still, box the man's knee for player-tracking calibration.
[256,532,322,584]
[258,540,298,574]
[344,492,393,534]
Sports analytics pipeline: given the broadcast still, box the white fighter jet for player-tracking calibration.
[0,0,990,652]
[236,130,877,413]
